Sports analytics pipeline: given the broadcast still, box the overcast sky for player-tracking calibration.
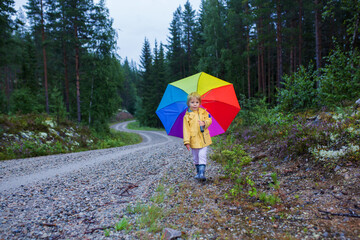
[14,0,202,66]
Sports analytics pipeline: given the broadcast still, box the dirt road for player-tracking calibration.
[0,121,187,239]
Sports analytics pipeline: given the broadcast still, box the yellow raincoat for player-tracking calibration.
[183,107,212,148]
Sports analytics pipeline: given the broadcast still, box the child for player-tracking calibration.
[183,92,212,181]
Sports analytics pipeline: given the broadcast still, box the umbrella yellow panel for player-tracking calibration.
[197,72,230,95]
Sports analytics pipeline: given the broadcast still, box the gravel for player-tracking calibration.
[0,122,190,239]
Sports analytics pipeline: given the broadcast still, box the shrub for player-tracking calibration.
[318,47,360,107]
[276,64,318,112]
[9,88,43,114]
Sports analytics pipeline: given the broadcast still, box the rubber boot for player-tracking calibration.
[194,164,200,179]
[198,164,206,181]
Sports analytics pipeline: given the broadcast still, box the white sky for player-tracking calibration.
[14,0,202,66]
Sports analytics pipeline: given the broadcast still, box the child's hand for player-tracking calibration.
[199,120,205,126]
[185,144,190,151]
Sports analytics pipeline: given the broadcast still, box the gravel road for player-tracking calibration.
[0,121,191,239]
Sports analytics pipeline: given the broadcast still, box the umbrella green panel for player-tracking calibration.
[170,72,231,96]
[170,72,202,94]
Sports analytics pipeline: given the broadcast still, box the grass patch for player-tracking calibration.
[94,128,141,149]
[0,114,142,160]
[126,121,164,131]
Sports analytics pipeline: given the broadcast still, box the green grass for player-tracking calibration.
[126,121,164,131]
[0,114,143,160]
[95,128,142,149]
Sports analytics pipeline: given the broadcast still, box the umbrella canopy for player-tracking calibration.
[156,72,241,138]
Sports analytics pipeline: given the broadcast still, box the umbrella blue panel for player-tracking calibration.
[156,85,188,111]
[156,101,188,134]
[168,108,187,138]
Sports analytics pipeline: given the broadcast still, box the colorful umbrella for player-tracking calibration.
[156,72,241,138]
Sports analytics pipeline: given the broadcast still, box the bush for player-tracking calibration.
[9,88,43,114]
[318,47,360,107]
[276,64,318,112]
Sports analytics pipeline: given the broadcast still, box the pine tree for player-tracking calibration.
[167,6,185,81]
[0,0,17,112]
[152,42,168,127]
[137,38,153,126]
[182,0,198,75]
[121,58,137,115]
[224,0,249,97]
[24,0,51,113]
[197,0,227,78]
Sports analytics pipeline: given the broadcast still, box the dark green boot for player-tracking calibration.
[194,164,200,179]
[198,164,206,181]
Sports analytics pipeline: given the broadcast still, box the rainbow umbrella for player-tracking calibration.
[156,72,241,138]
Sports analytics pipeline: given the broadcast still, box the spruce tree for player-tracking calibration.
[182,0,198,75]
[197,0,228,78]
[167,6,185,81]
[137,38,153,126]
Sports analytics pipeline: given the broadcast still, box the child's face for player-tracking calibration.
[189,97,200,111]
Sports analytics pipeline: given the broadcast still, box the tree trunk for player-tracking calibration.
[276,0,283,88]
[257,46,262,93]
[261,43,265,95]
[89,76,94,125]
[267,47,271,101]
[5,66,10,110]
[298,0,303,67]
[61,5,70,114]
[315,0,322,73]
[40,0,49,114]
[290,19,294,72]
[245,1,251,98]
[257,16,264,94]
[352,14,359,50]
[187,31,191,75]
[75,17,81,123]
[63,44,70,114]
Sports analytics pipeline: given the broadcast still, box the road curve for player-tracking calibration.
[0,121,189,239]
[0,121,180,192]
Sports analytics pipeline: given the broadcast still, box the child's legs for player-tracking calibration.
[191,148,200,165]
[198,147,208,165]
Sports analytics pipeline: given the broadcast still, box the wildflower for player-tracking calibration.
[44,120,56,128]
[329,133,339,142]
[38,132,48,138]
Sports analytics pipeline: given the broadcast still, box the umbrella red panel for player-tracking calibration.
[201,84,240,132]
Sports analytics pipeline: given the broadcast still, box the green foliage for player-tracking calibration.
[258,192,281,206]
[150,183,166,204]
[114,217,131,232]
[104,228,111,237]
[9,88,43,114]
[234,99,360,170]
[318,47,360,107]
[212,141,282,205]
[49,86,68,123]
[276,64,318,112]
[136,204,164,233]
[237,95,292,128]
[276,47,360,111]
[126,202,146,215]
[127,121,163,131]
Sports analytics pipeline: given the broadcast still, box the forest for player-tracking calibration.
[1,0,359,130]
